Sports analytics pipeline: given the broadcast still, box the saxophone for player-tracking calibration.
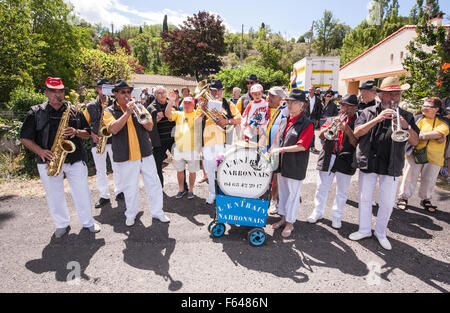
[96,97,112,154]
[46,102,76,176]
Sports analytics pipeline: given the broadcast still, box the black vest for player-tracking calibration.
[86,97,113,145]
[317,115,357,175]
[31,102,87,164]
[106,102,153,163]
[275,114,313,181]
[201,98,234,146]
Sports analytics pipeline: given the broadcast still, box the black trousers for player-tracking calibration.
[153,139,188,190]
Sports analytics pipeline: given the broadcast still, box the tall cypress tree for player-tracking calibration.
[163,15,168,33]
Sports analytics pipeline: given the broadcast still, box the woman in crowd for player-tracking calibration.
[397,97,449,212]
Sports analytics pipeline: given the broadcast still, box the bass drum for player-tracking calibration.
[217,146,273,199]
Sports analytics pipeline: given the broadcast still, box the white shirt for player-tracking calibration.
[310,95,316,114]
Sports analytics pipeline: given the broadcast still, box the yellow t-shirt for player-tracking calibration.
[168,111,198,152]
[195,101,241,146]
[416,117,449,166]
[103,104,153,161]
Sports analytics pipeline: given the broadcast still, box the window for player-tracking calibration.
[390,54,394,64]
[400,51,404,59]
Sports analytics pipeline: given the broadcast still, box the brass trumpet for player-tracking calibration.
[126,97,151,125]
[324,114,348,140]
[391,107,410,142]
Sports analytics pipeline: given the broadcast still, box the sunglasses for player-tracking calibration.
[119,90,132,95]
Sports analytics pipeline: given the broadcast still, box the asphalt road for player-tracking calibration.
[0,139,449,293]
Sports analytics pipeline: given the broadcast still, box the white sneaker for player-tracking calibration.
[307,212,323,224]
[126,217,135,227]
[374,233,392,250]
[206,194,216,205]
[154,214,170,223]
[332,217,342,229]
[349,231,372,241]
[268,200,278,214]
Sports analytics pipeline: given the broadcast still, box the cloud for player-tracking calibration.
[67,0,235,32]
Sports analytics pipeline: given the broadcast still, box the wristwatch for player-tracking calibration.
[228,119,231,125]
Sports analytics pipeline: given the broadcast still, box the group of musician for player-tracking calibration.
[19,74,449,251]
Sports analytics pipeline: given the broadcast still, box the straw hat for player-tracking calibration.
[376,77,410,92]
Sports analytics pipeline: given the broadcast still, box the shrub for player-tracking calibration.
[7,87,47,120]
[216,64,289,94]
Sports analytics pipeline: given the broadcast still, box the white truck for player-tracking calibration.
[292,56,340,95]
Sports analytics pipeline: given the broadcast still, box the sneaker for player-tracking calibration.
[154,214,170,223]
[332,217,342,229]
[125,216,135,227]
[349,231,372,241]
[95,197,110,208]
[307,212,323,224]
[268,200,278,215]
[206,194,215,205]
[187,192,194,199]
[176,191,186,199]
[54,226,69,238]
[374,233,392,250]
[86,223,101,233]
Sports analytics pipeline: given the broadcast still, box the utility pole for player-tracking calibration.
[240,24,244,64]
[307,21,314,57]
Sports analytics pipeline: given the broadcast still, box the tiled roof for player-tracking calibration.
[130,74,198,87]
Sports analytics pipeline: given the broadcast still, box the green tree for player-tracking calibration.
[425,0,440,16]
[77,48,133,87]
[163,15,168,33]
[0,0,37,103]
[402,11,449,107]
[313,10,350,56]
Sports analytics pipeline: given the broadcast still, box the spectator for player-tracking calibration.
[358,80,379,111]
[229,87,241,105]
[147,86,176,187]
[236,74,258,114]
[181,87,191,98]
[307,86,323,154]
[172,89,182,110]
[165,94,200,199]
[397,97,449,212]
[140,88,150,104]
[320,90,339,128]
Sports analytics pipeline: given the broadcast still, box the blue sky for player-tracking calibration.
[69,0,450,39]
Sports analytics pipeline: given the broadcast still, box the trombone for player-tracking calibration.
[324,114,348,140]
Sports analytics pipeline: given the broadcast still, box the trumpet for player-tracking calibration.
[324,114,348,140]
[126,97,151,124]
[391,106,410,142]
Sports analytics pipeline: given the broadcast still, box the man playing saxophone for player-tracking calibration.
[84,78,124,208]
[20,77,101,238]
[307,94,359,229]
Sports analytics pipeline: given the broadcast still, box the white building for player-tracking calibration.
[339,19,449,95]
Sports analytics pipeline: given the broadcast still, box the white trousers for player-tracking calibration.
[202,144,228,197]
[277,174,303,224]
[314,171,353,220]
[114,155,164,219]
[398,155,441,200]
[37,161,94,229]
[358,171,399,239]
[91,144,121,199]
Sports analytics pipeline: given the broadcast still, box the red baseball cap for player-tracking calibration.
[45,77,65,90]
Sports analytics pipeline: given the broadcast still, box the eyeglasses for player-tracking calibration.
[119,90,132,95]
[422,105,437,109]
